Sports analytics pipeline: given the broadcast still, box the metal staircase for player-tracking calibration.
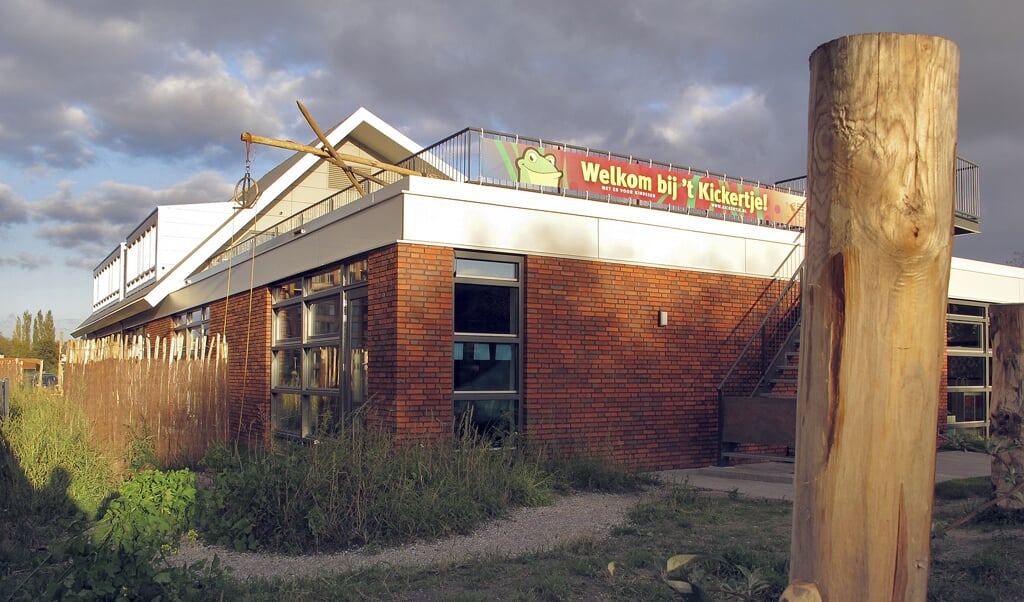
[714,158,982,465]
[715,241,804,465]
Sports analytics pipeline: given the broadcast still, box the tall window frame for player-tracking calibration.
[271,259,368,440]
[452,251,523,444]
[946,300,990,435]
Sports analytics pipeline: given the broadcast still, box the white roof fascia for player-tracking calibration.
[140,107,421,310]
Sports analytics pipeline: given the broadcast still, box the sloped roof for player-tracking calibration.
[73,107,421,337]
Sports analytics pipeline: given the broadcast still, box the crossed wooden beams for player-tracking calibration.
[241,101,424,197]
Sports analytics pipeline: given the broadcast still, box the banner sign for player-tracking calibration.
[480,138,805,227]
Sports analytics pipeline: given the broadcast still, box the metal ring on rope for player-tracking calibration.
[233,173,259,208]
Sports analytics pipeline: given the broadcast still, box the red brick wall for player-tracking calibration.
[145,317,173,340]
[367,243,453,440]
[364,246,793,470]
[524,256,772,471]
[209,288,271,446]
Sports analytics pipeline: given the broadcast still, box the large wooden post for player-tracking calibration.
[989,303,1024,510]
[785,33,959,601]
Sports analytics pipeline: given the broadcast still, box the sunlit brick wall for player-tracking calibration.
[523,256,774,471]
[367,243,454,440]
[209,288,271,446]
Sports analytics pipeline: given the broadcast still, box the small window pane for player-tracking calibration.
[947,391,988,423]
[273,349,303,388]
[455,284,516,334]
[454,399,518,441]
[947,321,983,348]
[455,258,517,280]
[346,259,368,284]
[275,280,303,302]
[454,343,516,391]
[273,393,302,435]
[275,305,303,341]
[948,303,985,317]
[308,268,343,293]
[948,355,985,387]
[308,346,340,389]
[307,297,340,337]
[310,394,342,435]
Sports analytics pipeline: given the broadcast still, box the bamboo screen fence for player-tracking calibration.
[63,333,230,468]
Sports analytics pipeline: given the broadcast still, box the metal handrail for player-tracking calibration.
[716,238,804,398]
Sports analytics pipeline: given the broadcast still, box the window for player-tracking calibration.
[453,253,522,443]
[271,260,368,439]
[946,301,990,435]
[172,306,209,358]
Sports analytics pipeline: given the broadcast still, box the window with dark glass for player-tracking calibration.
[271,260,369,440]
[453,252,522,444]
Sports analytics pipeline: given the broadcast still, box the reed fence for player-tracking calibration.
[63,333,230,468]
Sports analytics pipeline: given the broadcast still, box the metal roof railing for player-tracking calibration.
[204,128,979,271]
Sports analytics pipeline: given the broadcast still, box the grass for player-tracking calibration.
[217,478,1024,601]
[194,426,557,554]
[4,385,1024,600]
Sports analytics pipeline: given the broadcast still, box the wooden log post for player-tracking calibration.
[785,33,959,601]
[989,303,1024,510]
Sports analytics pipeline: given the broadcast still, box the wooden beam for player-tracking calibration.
[296,100,365,196]
[789,33,958,601]
[240,132,424,177]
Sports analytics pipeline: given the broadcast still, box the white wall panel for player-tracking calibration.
[949,257,1024,303]
[402,196,601,258]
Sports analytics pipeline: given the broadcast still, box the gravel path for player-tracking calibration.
[171,491,644,581]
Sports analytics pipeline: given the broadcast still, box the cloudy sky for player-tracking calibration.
[1,0,1022,337]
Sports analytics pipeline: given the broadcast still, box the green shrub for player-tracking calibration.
[95,468,197,553]
[3,528,228,602]
[194,426,554,553]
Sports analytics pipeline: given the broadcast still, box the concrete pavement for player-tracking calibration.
[655,451,991,501]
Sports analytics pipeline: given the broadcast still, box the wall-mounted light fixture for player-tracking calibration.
[658,310,669,327]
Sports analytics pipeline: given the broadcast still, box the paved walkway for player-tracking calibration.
[656,451,990,501]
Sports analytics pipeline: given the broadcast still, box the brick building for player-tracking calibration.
[73,107,1024,470]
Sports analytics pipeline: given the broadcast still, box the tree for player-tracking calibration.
[8,311,32,359]
[0,310,58,366]
[32,311,58,370]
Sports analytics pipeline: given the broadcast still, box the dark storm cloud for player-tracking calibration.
[0,0,291,169]
[2,0,1023,272]
[31,172,233,260]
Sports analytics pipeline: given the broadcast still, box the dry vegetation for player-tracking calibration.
[63,334,230,468]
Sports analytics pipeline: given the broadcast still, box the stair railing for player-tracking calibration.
[717,204,806,399]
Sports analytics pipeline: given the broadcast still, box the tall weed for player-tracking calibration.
[195,426,554,553]
[1,385,114,520]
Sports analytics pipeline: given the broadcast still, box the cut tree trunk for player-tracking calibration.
[787,33,958,601]
[989,303,1024,510]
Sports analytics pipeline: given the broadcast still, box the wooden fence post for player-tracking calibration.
[989,303,1024,510]
[784,33,959,601]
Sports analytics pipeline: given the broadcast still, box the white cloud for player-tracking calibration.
[0,251,52,269]
[0,183,30,226]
